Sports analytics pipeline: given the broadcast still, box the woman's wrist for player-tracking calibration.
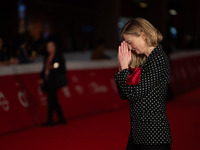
[119,66,129,72]
[120,66,129,71]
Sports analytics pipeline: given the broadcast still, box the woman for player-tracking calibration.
[40,40,67,126]
[115,18,172,150]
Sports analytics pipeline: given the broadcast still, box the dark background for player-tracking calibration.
[0,0,200,53]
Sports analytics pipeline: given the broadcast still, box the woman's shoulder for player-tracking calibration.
[143,52,168,71]
[151,45,169,63]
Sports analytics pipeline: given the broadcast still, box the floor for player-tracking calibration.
[1,88,200,150]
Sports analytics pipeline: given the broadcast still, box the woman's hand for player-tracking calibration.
[118,41,132,71]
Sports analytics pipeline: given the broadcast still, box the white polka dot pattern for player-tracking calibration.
[115,45,172,145]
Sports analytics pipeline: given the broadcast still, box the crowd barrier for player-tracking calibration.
[0,50,200,135]
[0,60,128,135]
[170,51,200,95]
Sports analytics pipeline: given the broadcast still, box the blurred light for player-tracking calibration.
[169,9,177,15]
[53,62,59,69]
[118,22,124,28]
[169,26,177,38]
[18,1,26,34]
[18,4,26,12]
[118,17,131,41]
[18,1,26,19]
[139,2,148,8]
[118,17,130,28]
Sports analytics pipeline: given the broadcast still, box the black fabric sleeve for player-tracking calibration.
[115,68,131,100]
[115,57,169,102]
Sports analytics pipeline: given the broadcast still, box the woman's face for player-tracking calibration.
[47,42,56,54]
[123,33,147,55]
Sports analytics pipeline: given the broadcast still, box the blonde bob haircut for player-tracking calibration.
[121,17,163,68]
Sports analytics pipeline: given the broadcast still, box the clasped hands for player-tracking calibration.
[118,41,132,72]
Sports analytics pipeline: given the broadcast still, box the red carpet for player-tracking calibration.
[0,88,200,150]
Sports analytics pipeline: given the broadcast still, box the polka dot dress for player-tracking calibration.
[115,44,172,145]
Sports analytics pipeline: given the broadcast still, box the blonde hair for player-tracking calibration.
[121,17,163,68]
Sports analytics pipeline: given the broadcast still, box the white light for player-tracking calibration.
[169,9,177,15]
[53,62,59,69]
